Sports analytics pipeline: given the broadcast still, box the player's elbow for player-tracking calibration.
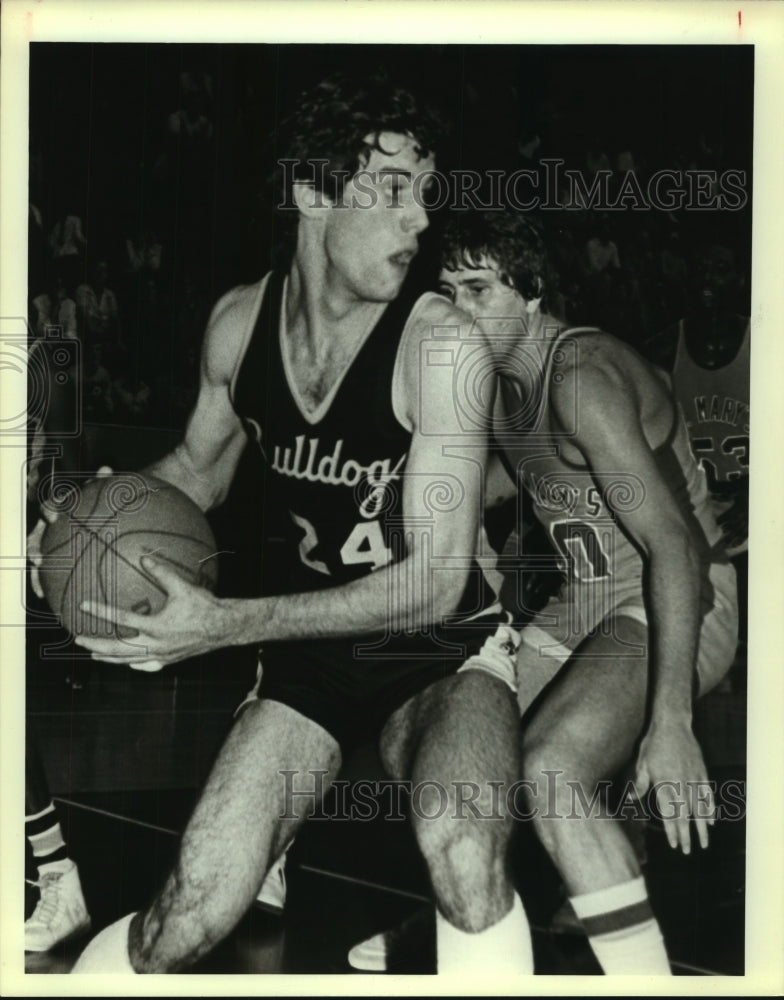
[646,520,703,576]
[428,565,469,622]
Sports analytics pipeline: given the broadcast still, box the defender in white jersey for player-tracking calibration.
[442,210,738,975]
[348,210,739,976]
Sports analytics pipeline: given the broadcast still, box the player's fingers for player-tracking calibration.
[139,556,187,593]
[694,815,710,850]
[30,569,44,600]
[691,779,715,839]
[95,465,114,478]
[73,634,151,658]
[79,600,149,630]
[662,816,679,852]
[129,660,165,673]
[656,783,687,852]
[89,653,154,665]
[29,519,47,546]
[677,813,692,854]
[40,503,60,524]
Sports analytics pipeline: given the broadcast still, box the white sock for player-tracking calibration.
[436,892,533,974]
[570,876,671,975]
[71,912,138,973]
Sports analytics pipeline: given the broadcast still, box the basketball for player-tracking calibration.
[39,472,219,639]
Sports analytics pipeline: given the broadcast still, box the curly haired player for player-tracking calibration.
[65,76,532,975]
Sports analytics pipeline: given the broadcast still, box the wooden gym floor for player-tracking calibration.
[24,645,746,978]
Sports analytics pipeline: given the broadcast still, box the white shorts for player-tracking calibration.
[457,624,521,695]
[513,558,739,714]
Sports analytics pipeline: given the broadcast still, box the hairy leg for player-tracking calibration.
[380,671,520,933]
[129,699,341,972]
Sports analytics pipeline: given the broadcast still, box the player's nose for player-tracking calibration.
[454,289,478,317]
[402,196,429,236]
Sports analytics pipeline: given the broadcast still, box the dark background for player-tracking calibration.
[29,43,753,365]
[27,39,754,654]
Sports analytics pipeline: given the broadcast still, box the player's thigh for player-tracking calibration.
[522,616,650,783]
[379,670,519,786]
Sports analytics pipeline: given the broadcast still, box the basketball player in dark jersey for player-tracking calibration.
[349,210,738,974]
[67,76,533,975]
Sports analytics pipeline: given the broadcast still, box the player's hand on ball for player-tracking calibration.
[28,466,114,598]
[633,717,715,855]
[27,517,50,599]
[74,556,230,667]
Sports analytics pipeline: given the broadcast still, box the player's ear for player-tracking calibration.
[524,277,544,315]
[292,181,333,218]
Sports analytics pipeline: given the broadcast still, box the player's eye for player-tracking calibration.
[437,285,455,302]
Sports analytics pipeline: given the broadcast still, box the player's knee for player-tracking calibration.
[412,780,510,873]
[415,816,504,890]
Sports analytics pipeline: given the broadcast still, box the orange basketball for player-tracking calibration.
[39,472,218,639]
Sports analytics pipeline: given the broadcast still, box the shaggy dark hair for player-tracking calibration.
[277,71,443,205]
[439,211,551,303]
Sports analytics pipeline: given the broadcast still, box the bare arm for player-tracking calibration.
[144,287,254,510]
[554,365,701,723]
[553,359,713,851]
[78,301,490,658]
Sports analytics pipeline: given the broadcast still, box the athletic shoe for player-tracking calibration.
[347,905,432,972]
[25,860,92,952]
[255,852,287,915]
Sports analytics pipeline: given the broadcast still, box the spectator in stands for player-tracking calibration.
[75,260,122,350]
[30,270,77,340]
[48,207,87,295]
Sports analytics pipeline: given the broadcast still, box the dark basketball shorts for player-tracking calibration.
[235,610,519,752]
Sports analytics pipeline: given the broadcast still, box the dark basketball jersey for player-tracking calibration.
[231,271,501,625]
[671,317,750,487]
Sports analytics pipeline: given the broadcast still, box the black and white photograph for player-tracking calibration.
[1,1,782,994]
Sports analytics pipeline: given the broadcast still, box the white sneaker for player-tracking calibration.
[348,906,432,972]
[25,860,92,952]
[348,929,389,972]
[255,852,287,915]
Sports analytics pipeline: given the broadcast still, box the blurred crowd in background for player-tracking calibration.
[28,43,752,430]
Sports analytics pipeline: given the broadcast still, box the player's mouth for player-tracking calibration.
[389,248,417,270]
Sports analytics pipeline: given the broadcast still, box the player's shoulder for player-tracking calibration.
[409,291,474,335]
[551,328,637,423]
[395,292,491,433]
[401,291,485,363]
[558,327,636,379]
[202,278,266,383]
[398,291,485,386]
[209,280,264,330]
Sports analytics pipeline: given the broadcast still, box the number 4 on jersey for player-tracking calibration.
[292,512,392,575]
[340,520,392,571]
